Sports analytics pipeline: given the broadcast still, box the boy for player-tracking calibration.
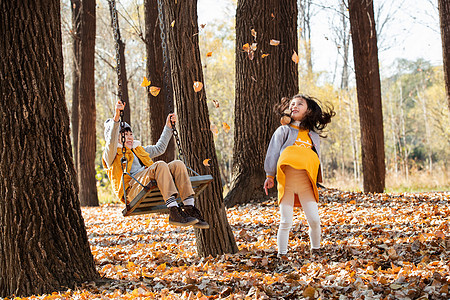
[102,100,209,228]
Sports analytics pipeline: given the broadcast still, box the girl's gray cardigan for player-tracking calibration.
[264,125,323,183]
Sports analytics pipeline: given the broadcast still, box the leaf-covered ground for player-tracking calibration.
[16,190,450,299]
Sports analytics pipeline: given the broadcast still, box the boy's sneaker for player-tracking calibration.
[182,205,210,229]
[168,206,198,226]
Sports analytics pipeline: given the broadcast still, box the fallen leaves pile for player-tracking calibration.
[20,190,450,299]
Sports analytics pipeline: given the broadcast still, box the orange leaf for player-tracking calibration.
[149,86,161,96]
[261,53,270,58]
[292,50,299,64]
[200,24,206,29]
[270,39,280,46]
[203,159,211,166]
[271,13,275,18]
[242,43,250,52]
[303,286,316,298]
[210,124,218,136]
[251,29,257,39]
[206,51,213,57]
[193,81,203,92]
[141,76,151,87]
[222,122,231,133]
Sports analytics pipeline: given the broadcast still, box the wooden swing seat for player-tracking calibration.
[123,174,213,217]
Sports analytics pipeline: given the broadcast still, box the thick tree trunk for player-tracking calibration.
[71,0,81,170]
[438,0,450,110]
[78,0,99,206]
[162,0,238,257]
[108,0,130,124]
[145,0,174,162]
[225,0,298,207]
[0,0,99,297]
[348,0,385,193]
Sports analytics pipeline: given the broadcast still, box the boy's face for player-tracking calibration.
[119,130,134,148]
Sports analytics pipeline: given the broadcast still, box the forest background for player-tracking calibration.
[60,0,449,201]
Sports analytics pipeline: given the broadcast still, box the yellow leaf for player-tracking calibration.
[242,43,250,52]
[193,81,203,92]
[206,51,213,57]
[203,159,211,166]
[292,50,299,64]
[170,20,175,27]
[222,122,231,133]
[141,76,151,87]
[149,86,161,96]
[270,39,280,46]
[261,53,270,58]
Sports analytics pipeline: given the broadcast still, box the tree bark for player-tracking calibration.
[108,0,130,124]
[348,0,385,192]
[71,0,81,170]
[438,0,450,110]
[0,0,99,297]
[162,0,238,257]
[78,0,99,206]
[145,0,174,162]
[225,0,298,207]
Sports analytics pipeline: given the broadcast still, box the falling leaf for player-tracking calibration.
[200,24,206,29]
[261,54,270,58]
[251,29,257,40]
[242,43,250,52]
[251,76,257,82]
[251,43,257,51]
[141,76,151,87]
[212,99,220,108]
[222,122,231,133]
[149,86,161,96]
[170,20,175,27]
[210,123,218,136]
[292,50,299,64]
[248,51,254,60]
[270,39,280,46]
[271,13,275,18]
[193,81,203,92]
[202,159,211,166]
[206,51,213,57]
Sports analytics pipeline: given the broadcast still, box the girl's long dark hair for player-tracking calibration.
[274,94,336,136]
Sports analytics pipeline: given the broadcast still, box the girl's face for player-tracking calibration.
[119,131,134,148]
[289,97,309,121]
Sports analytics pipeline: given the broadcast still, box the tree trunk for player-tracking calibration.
[144,0,174,162]
[108,0,130,124]
[225,0,298,207]
[71,0,81,170]
[0,0,99,297]
[78,0,99,206]
[162,0,238,257]
[438,0,450,110]
[348,0,385,193]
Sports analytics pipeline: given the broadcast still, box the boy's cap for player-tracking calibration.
[104,118,131,140]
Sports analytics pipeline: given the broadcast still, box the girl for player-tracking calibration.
[264,94,335,256]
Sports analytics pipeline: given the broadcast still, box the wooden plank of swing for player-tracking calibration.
[122,174,213,217]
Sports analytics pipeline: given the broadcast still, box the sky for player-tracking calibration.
[197,0,442,81]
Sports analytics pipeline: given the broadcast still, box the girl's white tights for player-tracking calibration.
[277,168,321,255]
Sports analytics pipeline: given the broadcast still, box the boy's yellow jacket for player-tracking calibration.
[102,146,154,203]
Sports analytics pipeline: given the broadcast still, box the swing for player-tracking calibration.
[109,0,213,217]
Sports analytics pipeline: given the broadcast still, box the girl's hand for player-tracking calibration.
[264,177,274,195]
[166,113,177,128]
[113,100,126,122]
